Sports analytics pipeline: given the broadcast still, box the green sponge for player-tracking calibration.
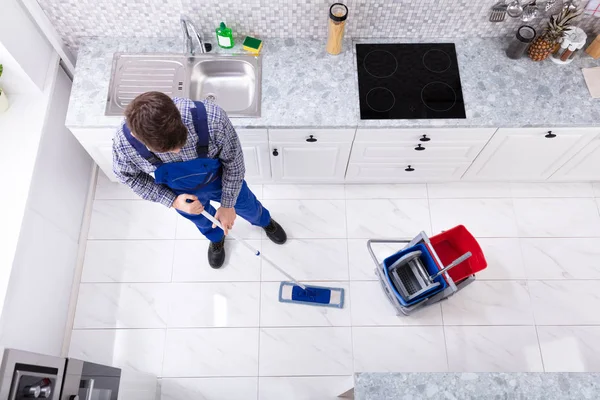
[243,36,263,54]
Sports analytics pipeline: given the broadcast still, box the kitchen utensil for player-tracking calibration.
[489,1,508,21]
[542,0,563,15]
[506,25,537,59]
[522,0,540,20]
[507,0,524,17]
[563,0,579,11]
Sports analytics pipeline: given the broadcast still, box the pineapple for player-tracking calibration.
[528,8,580,61]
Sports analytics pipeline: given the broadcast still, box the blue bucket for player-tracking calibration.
[382,243,447,306]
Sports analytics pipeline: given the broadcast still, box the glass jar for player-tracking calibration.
[326,3,348,55]
[506,25,536,59]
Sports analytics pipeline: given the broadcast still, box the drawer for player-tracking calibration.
[355,128,496,143]
[346,162,470,182]
[236,128,268,142]
[269,128,356,143]
[350,141,487,163]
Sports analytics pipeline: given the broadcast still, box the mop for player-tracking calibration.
[201,210,345,308]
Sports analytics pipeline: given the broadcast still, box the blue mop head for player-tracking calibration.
[278,282,345,308]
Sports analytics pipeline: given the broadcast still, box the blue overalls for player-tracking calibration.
[122,101,271,242]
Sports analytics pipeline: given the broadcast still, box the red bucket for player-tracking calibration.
[429,225,487,283]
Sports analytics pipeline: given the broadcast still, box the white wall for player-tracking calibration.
[0,66,94,356]
[0,0,54,91]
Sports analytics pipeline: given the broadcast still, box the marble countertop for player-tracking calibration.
[66,36,600,129]
[355,372,600,400]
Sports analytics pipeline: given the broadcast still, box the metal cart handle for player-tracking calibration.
[366,239,410,265]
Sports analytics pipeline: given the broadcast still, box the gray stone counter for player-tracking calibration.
[65,37,358,129]
[66,36,600,130]
[355,372,600,400]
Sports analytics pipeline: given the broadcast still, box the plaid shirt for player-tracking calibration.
[112,98,245,208]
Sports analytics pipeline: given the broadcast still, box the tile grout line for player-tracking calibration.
[70,322,600,331]
[257,237,263,398]
[427,183,451,372]
[343,186,357,378]
[513,203,546,372]
[160,327,168,380]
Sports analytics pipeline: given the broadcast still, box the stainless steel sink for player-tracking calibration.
[105,53,261,117]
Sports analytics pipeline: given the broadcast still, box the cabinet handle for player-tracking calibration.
[545,131,557,138]
[419,134,431,142]
[306,135,318,143]
[272,149,279,156]
[415,144,426,151]
[405,165,415,172]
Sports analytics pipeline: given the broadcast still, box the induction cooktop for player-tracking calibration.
[356,43,466,120]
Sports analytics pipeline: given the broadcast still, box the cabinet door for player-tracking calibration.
[238,129,271,182]
[82,142,117,181]
[350,141,487,163]
[70,127,119,181]
[241,141,271,182]
[550,137,600,181]
[270,142,352,182]
[346,162,470,182]
[464,128,598,181]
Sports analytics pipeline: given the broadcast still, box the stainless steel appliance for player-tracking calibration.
[61,359,121,400]
[0,349,121,400]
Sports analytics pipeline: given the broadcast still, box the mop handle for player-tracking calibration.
[201,210,306,290]
[430,251,472,280]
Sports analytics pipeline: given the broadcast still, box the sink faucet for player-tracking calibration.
[180,15,207,55]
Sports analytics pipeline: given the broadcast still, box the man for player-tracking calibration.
[112,92,287,268]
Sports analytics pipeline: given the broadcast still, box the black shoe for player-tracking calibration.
[263,219,287,245]
[208,237,226,269]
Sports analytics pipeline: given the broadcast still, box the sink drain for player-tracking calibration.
[205,94,216,102]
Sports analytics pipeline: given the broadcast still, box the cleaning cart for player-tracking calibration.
[368,225,487,316]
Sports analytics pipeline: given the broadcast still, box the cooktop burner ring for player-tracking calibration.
[422,49,452,73]
[363,50,398,78]
[366,87,396,113]
[421,81,457,112]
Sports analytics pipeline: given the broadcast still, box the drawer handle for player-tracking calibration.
[545,131,557,138]
[419,134,431,142]
[272,149,279,156]
[415,144,426,151]
[306,135,318,143]
[405,165,415,172]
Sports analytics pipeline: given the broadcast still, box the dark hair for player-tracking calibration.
[125,92,188,152]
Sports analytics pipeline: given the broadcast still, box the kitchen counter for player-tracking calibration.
[355,372,600,399]
[66,37,600,130]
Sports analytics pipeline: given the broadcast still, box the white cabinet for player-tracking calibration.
[346,162,471,182]
[551,135,600,181]
[70,128,118,181]
[70,127,272,183]
[464,127,599,181]
[238,129,271,182]
[269,129,355,182]
[347,128,494,182]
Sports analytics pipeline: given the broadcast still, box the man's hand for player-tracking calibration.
[172,194,204,215]
[214,207,236,235]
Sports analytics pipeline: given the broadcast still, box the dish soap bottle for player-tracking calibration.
[216,22,234,49]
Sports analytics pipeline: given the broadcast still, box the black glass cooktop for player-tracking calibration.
[356,43,466,120]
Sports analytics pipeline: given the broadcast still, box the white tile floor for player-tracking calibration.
[71,173,600,399]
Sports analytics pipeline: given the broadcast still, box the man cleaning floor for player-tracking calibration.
[112,92,287,268]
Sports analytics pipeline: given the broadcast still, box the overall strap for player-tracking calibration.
[122,123,163,167]
[190,101,210,158]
